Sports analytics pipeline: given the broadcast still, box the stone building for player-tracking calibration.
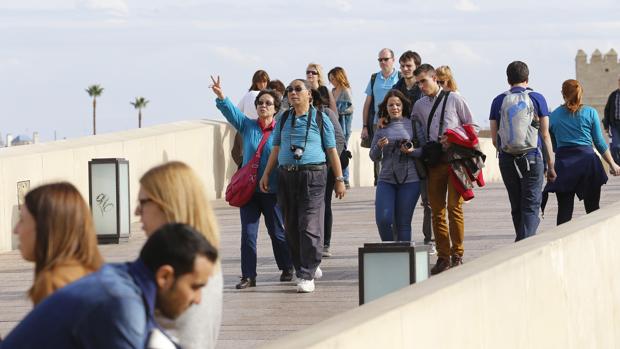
[576,49,620,118]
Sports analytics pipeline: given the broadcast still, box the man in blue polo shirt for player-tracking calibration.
[362,48,401,185]
[260,79,345,293]
[489,61,556,242]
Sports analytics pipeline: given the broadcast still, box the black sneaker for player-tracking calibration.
[280,269,294,282]
[451,255,463,267]
[235,277,256,289]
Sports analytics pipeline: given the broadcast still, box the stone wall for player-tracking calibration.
[576,49,620,118]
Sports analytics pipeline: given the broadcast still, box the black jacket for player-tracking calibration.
[603,89,620,129]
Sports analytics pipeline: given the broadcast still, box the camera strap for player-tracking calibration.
[289,106,315,152]
[426,90,451,141]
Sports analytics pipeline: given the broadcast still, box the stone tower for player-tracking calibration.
[576,49,620,118]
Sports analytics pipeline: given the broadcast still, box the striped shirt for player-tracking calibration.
[411,88,473,141]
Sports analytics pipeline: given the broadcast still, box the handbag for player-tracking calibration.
[225,121,274,207]
[422,90,450,167]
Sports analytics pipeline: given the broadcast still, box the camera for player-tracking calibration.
[291,145,305,160]
[400,140,414,150]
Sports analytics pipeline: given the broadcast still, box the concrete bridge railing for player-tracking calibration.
[263,201,620,348]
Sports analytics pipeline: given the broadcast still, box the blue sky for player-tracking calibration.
[1,0,619,141]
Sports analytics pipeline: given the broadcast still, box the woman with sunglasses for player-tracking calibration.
[209,75,294,289]
[306,63,338,113]
[436,65,459,93]
[136,161,221,349]
[370,89,425,242]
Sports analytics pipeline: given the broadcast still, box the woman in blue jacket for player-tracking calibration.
[210,75,293,289]
[545,79,620,225]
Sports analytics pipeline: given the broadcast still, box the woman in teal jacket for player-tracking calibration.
[210,76,293,289]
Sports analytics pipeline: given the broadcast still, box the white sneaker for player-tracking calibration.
[297,279,315,293]
[314,266,323,279]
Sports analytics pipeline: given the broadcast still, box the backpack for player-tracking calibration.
[279,107,325,151]
[497,89,539,155]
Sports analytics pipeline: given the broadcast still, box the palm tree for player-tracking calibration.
[130,97,150,128]
[86,84,104,135]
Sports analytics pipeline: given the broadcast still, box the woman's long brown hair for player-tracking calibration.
[25,182,102,294]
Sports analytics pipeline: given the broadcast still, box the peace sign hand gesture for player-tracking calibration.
[209,75,226,100]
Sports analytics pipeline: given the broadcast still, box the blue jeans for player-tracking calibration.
[240,192,293,278]
[340,114,353,181]
[499,154,544,242]
[375,181,421,241]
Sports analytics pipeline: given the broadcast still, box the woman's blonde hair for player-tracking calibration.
[139,161,220,247]
[307,63,327,87]
[328,67,351,89]
[436,65,459,92]
[562,79,583,114]
[24,182,103,301]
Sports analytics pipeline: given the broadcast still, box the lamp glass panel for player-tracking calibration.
[415,250,429,282]
[118,162,130,235]
[363,252,410,303]
[91,163,118,236]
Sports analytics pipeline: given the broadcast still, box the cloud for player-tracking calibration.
[78,0,129,16]
[328,0,353,12]
[455,0,480,12]
[212,46,261,66]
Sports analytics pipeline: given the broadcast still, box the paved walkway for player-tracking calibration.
[1,179,619,347]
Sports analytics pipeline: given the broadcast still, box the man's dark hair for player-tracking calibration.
[399,50,422,66]
[414,63,435,77]
[140,223,218,277]
[254,89,282,111]
[310,88,329,108]
[506,61,529,85]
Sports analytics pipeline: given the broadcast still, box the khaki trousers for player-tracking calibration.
[426,162,464,259]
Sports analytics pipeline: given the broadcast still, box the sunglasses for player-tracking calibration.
[257,100,274,106]
[378,57,392,62]
[437,80,446,84]
[306,70,319,76]
[286,86,306,93]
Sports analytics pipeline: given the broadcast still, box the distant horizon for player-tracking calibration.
[1,0,619,142]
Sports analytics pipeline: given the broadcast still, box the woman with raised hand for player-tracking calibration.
[209,75,294,289]
[13,182,102,305]
[545,79,620,225]
[306,63,338,113]
[136,161,221,349]
[369,89,425,241]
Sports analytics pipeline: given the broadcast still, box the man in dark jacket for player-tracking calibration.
[603,75,620,165]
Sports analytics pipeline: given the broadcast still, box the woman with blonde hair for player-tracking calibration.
[544,79,620,225]
[436,65,459,93]
[136,161,222,349]
[306,63,338,113]
[13,182,102,305]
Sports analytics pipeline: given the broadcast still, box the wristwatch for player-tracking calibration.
[335,176,345,182]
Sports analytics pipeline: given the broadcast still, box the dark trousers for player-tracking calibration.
[419,179,433,244]
[324,168,335,247]
[277,167,326,280]
[240,192,293,278]
[499,155,544,242]
[556,189,601,225]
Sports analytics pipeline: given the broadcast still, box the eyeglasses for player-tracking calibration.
[306,70,319,76]
[378,57,392,62]
[437,80,446,85]
[257,100,274,106]
[286,86,306,93]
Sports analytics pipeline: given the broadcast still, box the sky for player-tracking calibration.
[1,0,619,142]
